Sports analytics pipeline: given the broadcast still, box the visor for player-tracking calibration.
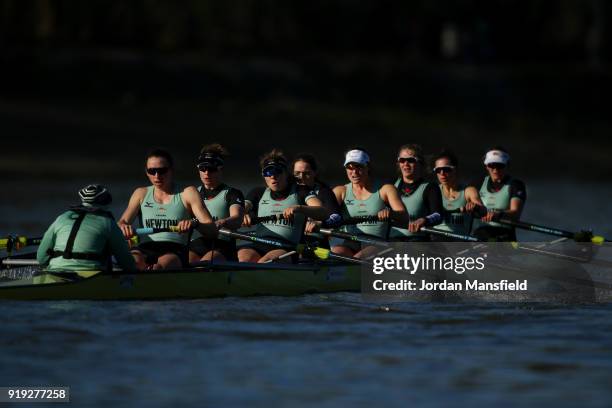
[483,150,510,165]
[344,149,370,166]
[196,152,224,168]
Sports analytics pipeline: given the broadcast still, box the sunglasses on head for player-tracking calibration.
[197,163,219,173]
[486,163,506,170]
[434,166,455,174]
[397,156,418,164]
[146,167,169,176]
[262,166,285,177]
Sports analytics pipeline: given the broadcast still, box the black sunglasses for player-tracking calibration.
[146,167,169,176]
[434,166,455,174]
[197,164,219,173]
[486,163,506,170]
[397,157,418,164]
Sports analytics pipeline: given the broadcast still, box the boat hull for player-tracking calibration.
[0,262,361,300]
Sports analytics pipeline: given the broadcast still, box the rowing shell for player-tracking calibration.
[0,261,361,300]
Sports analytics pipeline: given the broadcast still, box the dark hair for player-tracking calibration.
[293,153,318,173]
[146,148,174,168]
[397,144,425,164]
[431,149,459,168]
[293,153,330,187]
[200,143,229,158]
[259,148,288,169]
[487,146,509,154]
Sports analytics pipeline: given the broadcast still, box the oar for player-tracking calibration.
[499,219,610,244]
[421,227,480,242]
[0,236,43,252]
[135,226,181,234]
[218,229,368,264]
[313,228,392,247]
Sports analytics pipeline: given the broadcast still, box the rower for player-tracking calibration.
[239,149,330,263]
[292,153,342,248]
[432,149,484,238]
[390,144,444,241]
[118,148,216,270]
[189,144,245,262]
[332,148,407,258]
[36,184,137,272]
[472,147,527,241]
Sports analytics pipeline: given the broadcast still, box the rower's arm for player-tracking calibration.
[504,198,524,221]
[183,186,214,223]
[107,221,138,272]
[36,220,58,266]
[380,184,409,223]
[332,185,346,206]
[300,196,331,221]
[183,186,217,238]
[118,188,146,226]
[222,204,245,230]
[464,186,484,206]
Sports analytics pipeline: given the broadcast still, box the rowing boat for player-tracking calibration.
[0,259,361,300]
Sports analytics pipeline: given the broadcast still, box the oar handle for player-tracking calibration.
[421,227,480,242]
[135,226,181,235]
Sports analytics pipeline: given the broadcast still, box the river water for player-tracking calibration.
[1,179,611,407]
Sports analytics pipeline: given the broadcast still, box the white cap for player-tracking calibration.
[484,150,510,165]
[344,149,370,166]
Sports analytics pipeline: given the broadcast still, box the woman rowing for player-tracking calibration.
[332,148,407,258]
[37,184,137,272]
[292,153,342,248]
[432,149,484,238]
[239,149,330,263]
[189,144,245,262]
[472,147,527,241]
[118,148,216,269]
[390,144,444,241]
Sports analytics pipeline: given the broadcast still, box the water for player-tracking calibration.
[1,179,612,406]
[1,297,612,407]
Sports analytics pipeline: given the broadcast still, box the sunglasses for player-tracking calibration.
[146,167,169,176]
[262,166,285,177]
[434,166,455,174]
[397,156,418,164]
[197,164,219,173]
[345,163,365,171]
[294,171,313,178]
[486,163,506,170]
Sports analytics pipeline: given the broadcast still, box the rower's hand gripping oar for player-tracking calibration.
[498,218,610,244]
[218,229,368,264]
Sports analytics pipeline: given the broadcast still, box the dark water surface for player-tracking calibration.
[1,180,612,407]
[1,297,612,407]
